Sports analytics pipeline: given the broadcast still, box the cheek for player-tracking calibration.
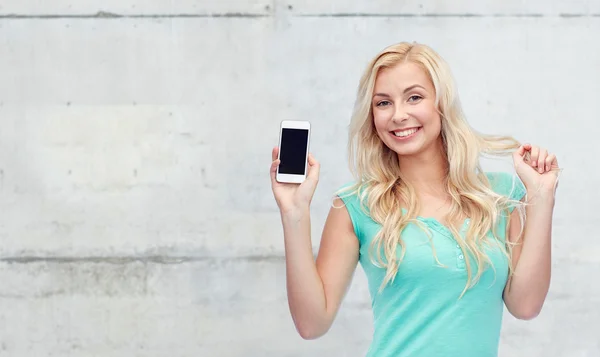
[417,106,441,127]
[372,110,389,131]
[426,115,443,138]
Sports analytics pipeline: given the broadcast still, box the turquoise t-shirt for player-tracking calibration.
[338,172,526,357]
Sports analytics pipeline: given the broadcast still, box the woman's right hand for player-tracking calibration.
[270,147,320,215]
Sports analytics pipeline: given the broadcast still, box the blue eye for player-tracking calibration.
[408,95,422,102]
[376,100,391,107]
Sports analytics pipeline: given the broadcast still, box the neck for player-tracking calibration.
[397,141,448,194]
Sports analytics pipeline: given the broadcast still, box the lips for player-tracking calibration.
[391,127,421,138]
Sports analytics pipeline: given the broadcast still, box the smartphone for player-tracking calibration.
[276,120,311,184]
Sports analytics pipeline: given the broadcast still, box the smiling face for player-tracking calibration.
[371,62,443,159]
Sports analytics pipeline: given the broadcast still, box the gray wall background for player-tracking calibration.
[0,1,599,356]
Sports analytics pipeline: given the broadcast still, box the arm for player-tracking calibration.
[282,198,359,339]
[503,193,554,320]
[269,147,359,339]
[503,143,558,320]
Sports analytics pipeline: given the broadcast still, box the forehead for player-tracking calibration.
[374,62,433,91]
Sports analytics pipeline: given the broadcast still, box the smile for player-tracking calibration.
[390,127,421,139]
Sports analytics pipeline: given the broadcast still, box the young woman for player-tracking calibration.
[269,42,559,357]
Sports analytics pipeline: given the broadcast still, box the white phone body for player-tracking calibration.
[276,120,311,184]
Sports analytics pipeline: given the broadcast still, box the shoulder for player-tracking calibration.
[334,182,370,241]
[484,171,526,202]
[335,181,368,215]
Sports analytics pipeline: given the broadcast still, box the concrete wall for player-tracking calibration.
[0,1,598,356]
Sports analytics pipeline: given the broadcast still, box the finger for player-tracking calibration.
[546,154,558,171]
[306,153,320,182]
[530,146,540,168]
[537,149,548,173]
[272,147,279,162]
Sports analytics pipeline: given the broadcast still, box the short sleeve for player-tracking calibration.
[335,183,366,244]
[485,172,527,213]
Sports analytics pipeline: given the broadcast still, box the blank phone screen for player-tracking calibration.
[279,128,309,175]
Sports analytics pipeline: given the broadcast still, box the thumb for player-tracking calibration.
[512,145,527,172]
[270,158,280,185]
[513,145,526,163]
[514,144,526,158]
[306,153,320,182]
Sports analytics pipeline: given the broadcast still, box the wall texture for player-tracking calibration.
[0,1,598,356]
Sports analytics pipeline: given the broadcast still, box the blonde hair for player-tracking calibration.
[339,42,526,297]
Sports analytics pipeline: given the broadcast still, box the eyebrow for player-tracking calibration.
[373,84,426,98]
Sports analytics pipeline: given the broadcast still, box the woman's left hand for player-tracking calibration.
[513,143,560,194]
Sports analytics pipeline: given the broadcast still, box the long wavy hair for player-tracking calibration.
[338,42,526,297]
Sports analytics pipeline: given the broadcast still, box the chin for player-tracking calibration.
[394,148,424,157]
[384,141,424,157]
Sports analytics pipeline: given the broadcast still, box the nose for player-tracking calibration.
[392,105,409,123]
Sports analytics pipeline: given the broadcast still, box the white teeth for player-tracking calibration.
[393,128,419,137]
